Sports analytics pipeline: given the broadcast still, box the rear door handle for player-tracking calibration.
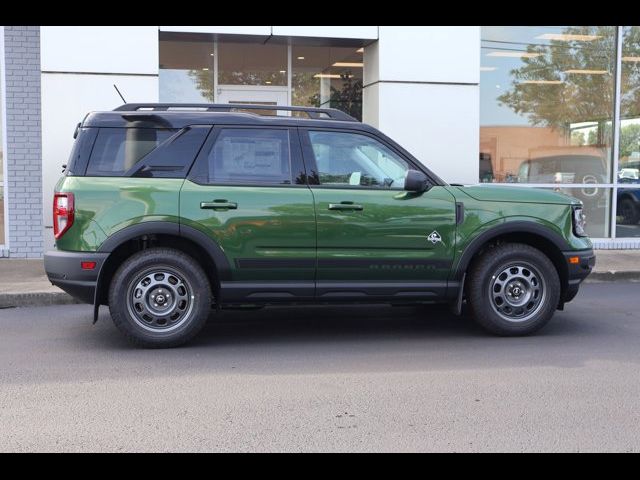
[200,200,238,210]
[328,202,364,211]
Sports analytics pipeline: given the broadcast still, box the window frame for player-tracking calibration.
[298,127,426,191]
[188,125,308,188]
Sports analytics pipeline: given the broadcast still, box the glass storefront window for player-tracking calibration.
[480,26,616,187]
[616,26,640,237]
[292,46,363,121]
[546,186,612,238]
[159,33,365,122]
[617,185,640,235]
[159,34,215,102]
[218,42,287,86]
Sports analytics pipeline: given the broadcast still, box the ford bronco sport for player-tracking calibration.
[44,103,595,347]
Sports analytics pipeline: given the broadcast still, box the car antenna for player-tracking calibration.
[113,84,127,103]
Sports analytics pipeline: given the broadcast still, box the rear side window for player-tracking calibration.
[204,128,292,185]
[86,128,176,176]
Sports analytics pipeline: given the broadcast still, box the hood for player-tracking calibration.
[453,185,579,205]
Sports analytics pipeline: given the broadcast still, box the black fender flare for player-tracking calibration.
[451,220,571,282]
[93,221,232,317]
[97,221,231,280]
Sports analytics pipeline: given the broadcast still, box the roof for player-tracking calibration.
[82,103,375,131]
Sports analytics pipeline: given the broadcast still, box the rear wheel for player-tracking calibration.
[108,248,212,348]
[467,243,560,336]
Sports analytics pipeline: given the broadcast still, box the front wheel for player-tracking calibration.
[108,248,212,348]
[467,243,560,336]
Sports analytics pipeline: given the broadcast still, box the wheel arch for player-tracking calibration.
[453,221,570,300]
[95,222,231,307]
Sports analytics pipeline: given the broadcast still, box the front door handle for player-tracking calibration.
[328,202,364,211]
[200,200,238,210]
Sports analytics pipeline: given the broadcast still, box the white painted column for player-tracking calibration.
[363,26,480,185]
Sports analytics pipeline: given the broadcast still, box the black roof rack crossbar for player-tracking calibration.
[113,103,358,122]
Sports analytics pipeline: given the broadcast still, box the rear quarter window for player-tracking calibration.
[86,128,176,176]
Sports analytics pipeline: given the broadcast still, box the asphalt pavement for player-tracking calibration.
[1,282,639,452]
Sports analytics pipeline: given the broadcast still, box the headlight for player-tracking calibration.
[572,206,587,237]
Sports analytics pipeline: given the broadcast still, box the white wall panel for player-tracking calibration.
[41,26,159,74]
[373,82,479,185]
[362,82,380,129]
[375,26,479,84]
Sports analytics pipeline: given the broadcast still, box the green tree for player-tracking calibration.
[497,26,619,143]
[309,71,363,121]
[188,70,214,102]
[571,131,586,146]
[583,122,640,159]
[620,123,640,159]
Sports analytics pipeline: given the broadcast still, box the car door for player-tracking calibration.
[180,126,316,301]
[299,128,457,300]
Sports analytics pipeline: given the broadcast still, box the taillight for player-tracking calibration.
[53,192,75,240]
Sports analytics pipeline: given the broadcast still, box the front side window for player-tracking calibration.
[86,128,176,176]
[307,131,410,189]
[205,129,292,185]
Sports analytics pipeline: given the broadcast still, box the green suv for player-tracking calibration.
[44,103,595,347]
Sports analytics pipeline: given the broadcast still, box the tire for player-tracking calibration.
[619,197,640,225]
[466,243,560,336]
[108,247,212,348]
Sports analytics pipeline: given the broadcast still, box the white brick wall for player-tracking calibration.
[4,26,43,258]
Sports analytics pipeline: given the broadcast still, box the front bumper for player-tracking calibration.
[562,248,596,303]
[44,250,109,304]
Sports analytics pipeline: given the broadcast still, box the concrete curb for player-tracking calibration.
[586,271,640,282]
[0,291,81,309]
[0,271,639,308]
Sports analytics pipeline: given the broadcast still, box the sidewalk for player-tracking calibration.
[0,250,639,308]
[0,259,79,308]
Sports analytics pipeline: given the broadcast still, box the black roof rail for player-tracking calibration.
[113,103,358,122]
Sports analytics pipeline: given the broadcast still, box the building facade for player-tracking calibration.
[0,25,638,258]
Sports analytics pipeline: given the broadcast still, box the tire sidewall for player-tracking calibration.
[109,249,211,347]
[469,245,560,335]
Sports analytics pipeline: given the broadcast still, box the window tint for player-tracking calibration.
[308,131,409,188]
[86,128,176,176]
[206,129,292,184]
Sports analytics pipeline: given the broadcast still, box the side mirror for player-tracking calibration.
[404,169,429,192]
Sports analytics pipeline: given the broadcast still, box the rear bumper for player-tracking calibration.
[562,248,596,303]
[44,250,109,304]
